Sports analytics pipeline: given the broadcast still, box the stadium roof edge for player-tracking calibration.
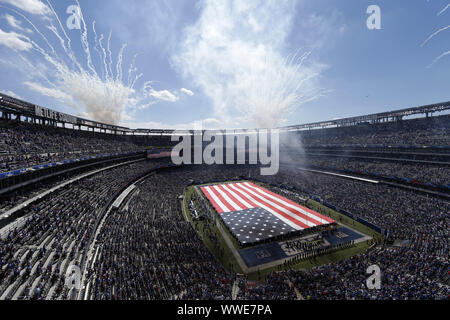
[1,92,449,135]
[281,101,450,131]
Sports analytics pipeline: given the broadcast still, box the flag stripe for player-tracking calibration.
[200,182,335,233]
[238,182,320,227]
[200,186,219,212]
[229,183,307,230]
[212,185,243,211]
[208,186,235,212]
[201,186,227,213]
[242,182,328,225]
[246,182,335,224]
[246,181,334,223]
[223,184,260,208]
[233,183,315,228]
[217,184,253,209]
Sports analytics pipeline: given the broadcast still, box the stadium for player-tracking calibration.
[0,0,448,309]
[0,93,448,301]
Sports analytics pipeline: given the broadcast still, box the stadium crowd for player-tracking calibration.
[235,273,297,300]
[298,115,449,147]
[286,244,448,300]
[252,167,449,299]
[87,169,240,300]
[0,110,448,300]
[0,159,448,300]
[0,161,156,300]
[0,120,148,173]
[84,167,304,300]
[259,167,449,241]
[80,163,448,300]
[306,158,449,186]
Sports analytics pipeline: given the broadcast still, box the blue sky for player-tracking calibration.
[0,0,448,129]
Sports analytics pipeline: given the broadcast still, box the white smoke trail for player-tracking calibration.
[107,29,114,81]
[93,21,110,82]
[128,53,139,87]
[235,50,326,128]
[437,4,450,16]
[98,33,110,81]
[0,1,170,125]
[74,0,97,76]
[45,0,82,72]
[92,21,105,80]
[421,25,450,47]
[116,43,127,83]
[130,73,143,91]
[422,4,449,67]
[47,24,71,61]
[173,0,327,129]
[428,50,450,68]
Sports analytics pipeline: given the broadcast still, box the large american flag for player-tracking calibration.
[200,182,335,244]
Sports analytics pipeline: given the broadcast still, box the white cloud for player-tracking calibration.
[0,1,180,126]
[173,0,327,129]
[1,89,23,100]
[201,118,222,127]
[120,111,133,121]
[149,89,179,102]
[117,1,185,54]
[4,14,33,33]
[0,28,32,51]
[180,88,194,96]
[120,117,222,130]
[119,120,180,130]
[24,81,72,101]
[0,0,50,16]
